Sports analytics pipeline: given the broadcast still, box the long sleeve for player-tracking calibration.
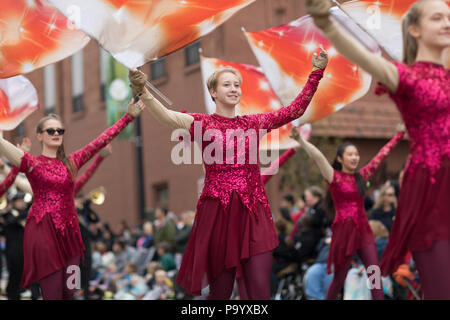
[74,155,105,195]
[70,113,134,170]
[0,166,20,197]
[360,131,405,181]
[138,88,194,130]
[261,148,296,184]
[319,18,399,93]
[256,69,324,131]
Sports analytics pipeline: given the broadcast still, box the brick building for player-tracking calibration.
[7,0,408,232]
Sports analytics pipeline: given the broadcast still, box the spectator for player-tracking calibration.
[153,207,177,250]
[144,261,164,289]
[112,239,137,273]
[175,210,195,254]
[142,269,173,300]
[136,221,154,249]
[370,184,397,233]
[304,235,334,300]
[280,194,298,215]
[157,242,176,272]
[114,263,148,300]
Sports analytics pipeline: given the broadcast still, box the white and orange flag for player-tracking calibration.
[337,0,450,67]
[243,7,381,125]
[0,76,39,130]
[200,55,311,150]
[48,0,256,69]
[0,0,90,78]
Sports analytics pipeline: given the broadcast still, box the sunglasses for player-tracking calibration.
[44,128,65,136]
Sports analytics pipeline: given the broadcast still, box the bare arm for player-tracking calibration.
[290,127,333,183]
[129,70,194,130]
[305,0,399,93]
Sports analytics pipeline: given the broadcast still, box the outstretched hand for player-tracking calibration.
[305,0,333,30]
[99,144,112,158]
[127,99,146,118]
[312,45,328,70]
[17,137,31,153]
[305,0,332,18]
[128,69,147,96]
[396,123,406,133]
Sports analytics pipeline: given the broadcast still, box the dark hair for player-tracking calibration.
[157,241,172,253]
[283,194,295,206]
[279,207,293,223]
[36,114,77,178]
[324,142,367,222]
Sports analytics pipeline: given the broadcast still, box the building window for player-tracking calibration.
[43,64,56,114]
[154,183,169,209]
[99,48,110,101]
[185,41,201,66]
[71,51,84,112]
[151,58,167,80]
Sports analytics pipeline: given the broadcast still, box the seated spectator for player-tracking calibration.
[157,242,177,272]
[304,235,334,300]
[144,261,165,289]
[136,221,154,249]
[368,220,390,260]
[114,263,148,300]
[112,239,137,273]
[142,269,173,300]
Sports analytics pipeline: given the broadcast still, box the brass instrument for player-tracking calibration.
[88,186,106,205]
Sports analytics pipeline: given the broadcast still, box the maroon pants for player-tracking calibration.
[326,244,384,300]
[413,240,450,300]
[39,255,80,300]
[206,251,273,300]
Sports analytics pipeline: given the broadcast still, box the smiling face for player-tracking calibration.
[411,1,450,50]
[338,145,360,173]
[209,71,242,107]
[37,118,64,149]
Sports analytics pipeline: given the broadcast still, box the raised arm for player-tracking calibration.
[0,138,24,167]
[305,0,399,93]
[257,51,327,131]
[70,103,143,170]
[261,148,296,184]
[129,70,194,130]
[74,145,111,195]
[74,155,104,195]
[290,127,333,183]
[360,126,406,181]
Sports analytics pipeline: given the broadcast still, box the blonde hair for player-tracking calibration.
[373,184,397,210]
[402,0,446,64]
[36,114,77,178]
[206,67,242,102]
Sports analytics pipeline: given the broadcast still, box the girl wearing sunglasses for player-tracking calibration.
[0,102,144,300]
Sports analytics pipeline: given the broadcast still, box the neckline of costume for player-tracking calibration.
[39,154,58,159]
[212,113,239,120]
[413,60,445,69]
